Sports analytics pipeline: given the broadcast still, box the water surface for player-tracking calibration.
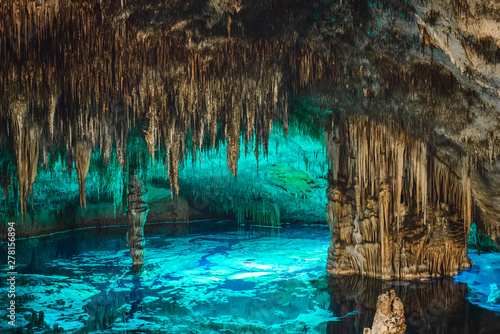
[1,221,499,333]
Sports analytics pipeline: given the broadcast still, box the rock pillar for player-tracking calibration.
[126,168,149,266]
[326,116,472,278]
[364,290,406,334]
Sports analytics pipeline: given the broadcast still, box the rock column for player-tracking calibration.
[326,115,472,278]
[126,167,149,266]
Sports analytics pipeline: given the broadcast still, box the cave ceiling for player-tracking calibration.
[0,0,499,237]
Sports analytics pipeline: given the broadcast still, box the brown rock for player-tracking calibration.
[364,290,406,334]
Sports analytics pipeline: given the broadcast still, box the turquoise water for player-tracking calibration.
[454,251,500,314]
[1,221,499,333]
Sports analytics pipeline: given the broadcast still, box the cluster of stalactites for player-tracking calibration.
[1,6,333,161]
[325,115,479,278]
[2,59,287,215]
[136,57,286,194]
[210,196,281,227]
[0,0,337,160]
[327,116,474,232]
[0,0,343,209]
[2,0,60,56]
[8,97,39,221]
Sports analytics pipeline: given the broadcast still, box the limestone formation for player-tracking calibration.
[9,98,39,222]
[326,116,473,278]
[126,168,149,266]
[363,290,406,334]
[75,140,92,210]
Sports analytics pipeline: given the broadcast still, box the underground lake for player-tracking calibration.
[1,221,500,333]
[1,0,500,333]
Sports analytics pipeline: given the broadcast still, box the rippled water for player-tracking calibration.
[1,221,499,333]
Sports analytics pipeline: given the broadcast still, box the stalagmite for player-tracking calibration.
[74,140,91,210]
[363,290,406,334]
[126,167,149,266]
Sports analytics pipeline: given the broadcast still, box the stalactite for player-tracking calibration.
[396,136,404,233]
[145,106,158,162]
[164,120,181,198]
[74,140,91,210]
[226,97,240,176]
[48,92,58,140]
[326,115,474,278]
[421,142,428,226]
[9,98,39,222]
[101,119,112,164]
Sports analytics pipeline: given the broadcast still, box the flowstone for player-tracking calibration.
[326,116,473,278]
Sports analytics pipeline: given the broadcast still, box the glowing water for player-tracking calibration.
[1,221,499,333]
[455,251,500,314]
[1,222,340,333]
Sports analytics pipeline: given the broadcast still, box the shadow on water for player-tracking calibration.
[327,275,500,334]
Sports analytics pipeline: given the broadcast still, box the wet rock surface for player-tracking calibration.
[363,290,406,334]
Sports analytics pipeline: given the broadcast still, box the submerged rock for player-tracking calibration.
[488,284,500,304]
[363,290,406,334]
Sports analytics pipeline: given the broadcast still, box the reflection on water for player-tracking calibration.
[328,275,500,334]
[1,221,499,333]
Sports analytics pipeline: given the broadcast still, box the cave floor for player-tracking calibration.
[1,221,499,333]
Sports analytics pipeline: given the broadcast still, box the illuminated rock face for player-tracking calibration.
[9,98,39,222]
[326,116,473,278]
[414,0,500,110]
[75,140,92,210]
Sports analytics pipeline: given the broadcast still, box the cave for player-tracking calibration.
[0,0,500,333]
